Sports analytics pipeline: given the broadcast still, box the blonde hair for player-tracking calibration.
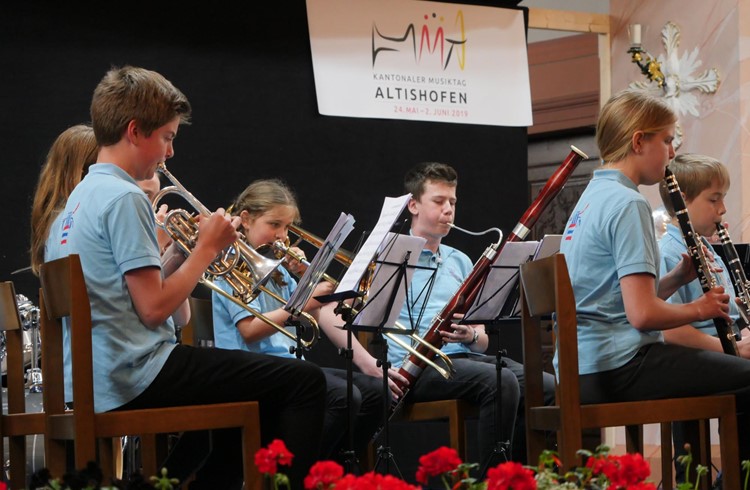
[30,124,98,275]
[659,153,730,218]
[232,179,301,223]
[597,90,677,164]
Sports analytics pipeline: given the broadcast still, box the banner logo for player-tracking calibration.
[372,11,466,70]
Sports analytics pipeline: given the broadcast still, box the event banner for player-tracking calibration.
[306,0,532,126]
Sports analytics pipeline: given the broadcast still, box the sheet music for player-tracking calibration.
[335,194,411,295]
[463,241,540,321]
[286,212,355,314]
[353,232,425,328]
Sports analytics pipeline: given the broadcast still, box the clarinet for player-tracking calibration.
[664,168,740,356]
[715,223,750,332]
[388,145,589,417]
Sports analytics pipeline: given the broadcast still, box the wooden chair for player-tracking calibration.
[0,281,46,489]
[519,253,740,488]
[38,254,262,489]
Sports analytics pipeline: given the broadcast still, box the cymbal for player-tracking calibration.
[11,266,33,275]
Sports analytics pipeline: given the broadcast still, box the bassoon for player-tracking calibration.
[664,168,740,356]
[389,145,589,416]
[715,222,750,332]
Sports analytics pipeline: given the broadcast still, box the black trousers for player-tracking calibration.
[116,345,326,489]
[579,342,750,462]
[321,367,383,466]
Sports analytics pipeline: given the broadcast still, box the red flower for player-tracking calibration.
[587,454,620,482]
[254,447,278,475]
[613,453,651,485]
[486,461,536,490]
[254,439,295,476]
[268,438,295,466]
[415,446,463,484]
[304,460,345,489]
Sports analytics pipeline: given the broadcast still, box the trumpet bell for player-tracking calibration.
[233,241,284,291]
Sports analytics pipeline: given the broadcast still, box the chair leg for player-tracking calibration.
[447,408,464,459]
[242,423,262,490]
[717,413,740,490]
[45,438,68,480]
[140,434,159,479]
[9,435,28,490]
[624,425,644,454]
[99,438,115,483]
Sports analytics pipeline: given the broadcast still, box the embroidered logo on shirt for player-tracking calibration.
[564,203,588,241]
[60,203,80,245]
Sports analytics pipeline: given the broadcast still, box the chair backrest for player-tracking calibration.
[39,254,96,433]
[519,253,581,417]
[188,296,215,347]
[0,281,31,412]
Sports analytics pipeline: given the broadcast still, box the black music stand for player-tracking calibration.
[461,241,540,476]
[319,235,424,477]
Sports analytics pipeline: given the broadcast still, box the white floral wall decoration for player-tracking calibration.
[629,21,720,149]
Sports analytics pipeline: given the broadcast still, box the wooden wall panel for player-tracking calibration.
[528,33,600,135]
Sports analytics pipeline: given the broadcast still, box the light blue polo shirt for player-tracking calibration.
[559,169,663,375]
[212,267,298,358]
[45,163,176,413]
[387,243,474,368]
[659,223,740,335]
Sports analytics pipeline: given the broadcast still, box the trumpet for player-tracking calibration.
[153,163,319,349]
[256,224,354,287]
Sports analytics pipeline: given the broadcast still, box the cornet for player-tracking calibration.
[153,163,320,348]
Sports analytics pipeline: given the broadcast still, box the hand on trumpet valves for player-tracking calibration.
[194,208,241,257]
[283,245,307,276]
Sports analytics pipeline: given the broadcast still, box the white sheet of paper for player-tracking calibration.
[286,212,355,314]
[335,194,411,295]
[353,233,426,329]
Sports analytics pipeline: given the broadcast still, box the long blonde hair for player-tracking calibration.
[30,124,98,275]
[597,90,677,165]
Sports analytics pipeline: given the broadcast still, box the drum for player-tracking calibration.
[1,295,42,389]
[2,389,45,481]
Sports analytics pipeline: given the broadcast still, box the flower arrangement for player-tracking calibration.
[255,441,660,490]
[21,440,750,490]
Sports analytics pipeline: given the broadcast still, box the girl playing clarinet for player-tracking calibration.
[559,90,750,468]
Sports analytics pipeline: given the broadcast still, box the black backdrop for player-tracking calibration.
[1,0,529,481]
[1,1,528,302]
